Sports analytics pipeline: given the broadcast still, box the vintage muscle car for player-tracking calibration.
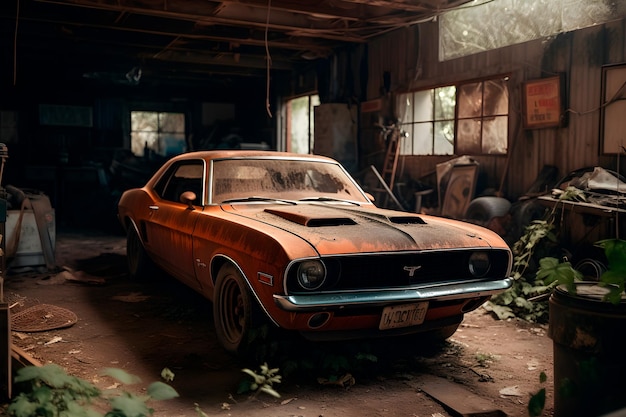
[117,150,513,354]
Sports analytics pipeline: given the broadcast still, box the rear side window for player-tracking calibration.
[154,160,205,204]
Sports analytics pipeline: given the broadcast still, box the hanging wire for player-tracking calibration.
[14,0,20,86]
[264,0,273,118]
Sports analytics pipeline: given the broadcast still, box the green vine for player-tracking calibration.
[487,187,586,322]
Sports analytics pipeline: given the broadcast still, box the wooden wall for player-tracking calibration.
[365,19,626,201]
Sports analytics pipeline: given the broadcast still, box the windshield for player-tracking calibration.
[211,158,369,204]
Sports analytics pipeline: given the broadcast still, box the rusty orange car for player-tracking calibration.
[117,150,512,354]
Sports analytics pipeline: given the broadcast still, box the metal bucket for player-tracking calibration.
[549,283,626,417]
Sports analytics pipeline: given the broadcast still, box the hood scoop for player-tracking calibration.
[265,207,357,227]
[389,215,427,225]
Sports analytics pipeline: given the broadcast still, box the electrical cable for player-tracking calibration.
[265,0,273,118]
[14,0,20,86]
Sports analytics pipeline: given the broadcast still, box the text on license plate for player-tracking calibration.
[379,302,429,330]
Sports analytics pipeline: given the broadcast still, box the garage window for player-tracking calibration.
[286,94,320,154]
[131,111,186,157]
[398,76,509,156]
[440,0,622,61]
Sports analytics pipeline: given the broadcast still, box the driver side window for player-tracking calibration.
[154,161,204,204]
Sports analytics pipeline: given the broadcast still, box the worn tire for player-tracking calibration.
[465,196,511,224]
[213,264,256,354]
[126,226,157,281]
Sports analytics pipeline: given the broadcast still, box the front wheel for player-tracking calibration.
[213,264,257,354]
[126,225,156,280]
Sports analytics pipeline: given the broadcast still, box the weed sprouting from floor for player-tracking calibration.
[239,363,282,398]
[7,364,179,417]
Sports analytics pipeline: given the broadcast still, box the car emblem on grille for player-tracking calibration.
[403,266,422,277]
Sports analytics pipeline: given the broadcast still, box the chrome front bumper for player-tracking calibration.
[273,278,513,312]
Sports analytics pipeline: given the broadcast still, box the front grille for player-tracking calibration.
[286,249,510,293]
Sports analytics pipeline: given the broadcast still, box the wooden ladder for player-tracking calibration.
[381,128,401,191]
[372,127,401,207]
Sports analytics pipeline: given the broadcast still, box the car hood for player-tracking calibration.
[222,203,498,255]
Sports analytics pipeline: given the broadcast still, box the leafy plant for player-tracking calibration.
[239,363,282,398]
[596,238,626,304]
[488,187,585,322]
[536,238,626,304]
[535,256,582,294]
[511,219,558,280]
[8,364,179,417]
[528,371,547,417]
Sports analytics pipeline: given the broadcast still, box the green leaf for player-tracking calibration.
[160,368,175,382]
[598,239,626,270]
[108,394,151,417]
[527,387,546,417]
[597,239,626,304]
[536,258,581,294]
[102,368,142,385]
[259,386,281,398]
[147,381,179,400]
[539,371,547,384]
[7,395,42,417]
[237,378,253,394]
[559,186,586,202]
[482,302,516,320]
[355,353,378,363]
[65,399,102,417]
[241,368,265,384]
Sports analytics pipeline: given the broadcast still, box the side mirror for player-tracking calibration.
[180,191,197,209]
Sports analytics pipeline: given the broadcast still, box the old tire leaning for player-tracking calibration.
[213,264,255,354]
[126,226,156,281]
[465,196,511,224]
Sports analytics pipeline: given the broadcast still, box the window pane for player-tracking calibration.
[435,86,456,120]
[309,95,320,152]
[131,111,158,132]
[413,122,433,155]
[160,112,185,133]
[131,131,157,156]
[434,120,455,155]
[131,111,185,157]
[413,90,433,122]
[440,0,621,61]
[484,79,509,116]
[160,133,187,157]
[289,96,311,154]
[399,94,412,123]
[456,118,481,154]
[482,116,508,154]
[458,82,482,118]
[399,125,414,155]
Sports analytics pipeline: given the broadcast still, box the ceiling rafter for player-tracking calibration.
[1,0,472,87]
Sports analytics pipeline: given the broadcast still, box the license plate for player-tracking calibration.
[379,302,428,330]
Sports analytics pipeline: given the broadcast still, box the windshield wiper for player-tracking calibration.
[220,196,296,205]
[298,197,361,206]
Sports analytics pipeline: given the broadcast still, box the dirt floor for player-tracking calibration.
[1,230,554,417]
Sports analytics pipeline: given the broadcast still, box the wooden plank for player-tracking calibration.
[11,344,43,368]
[417,374,508,417]
[0,303,10,400]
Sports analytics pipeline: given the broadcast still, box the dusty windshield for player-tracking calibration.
[211,158,368,204]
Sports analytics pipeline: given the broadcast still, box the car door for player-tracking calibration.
[143,160,205,290]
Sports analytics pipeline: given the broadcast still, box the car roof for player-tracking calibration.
[168,150,338,163]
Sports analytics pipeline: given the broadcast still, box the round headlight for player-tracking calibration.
[469,252,491,277]
[296,260,326,290]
